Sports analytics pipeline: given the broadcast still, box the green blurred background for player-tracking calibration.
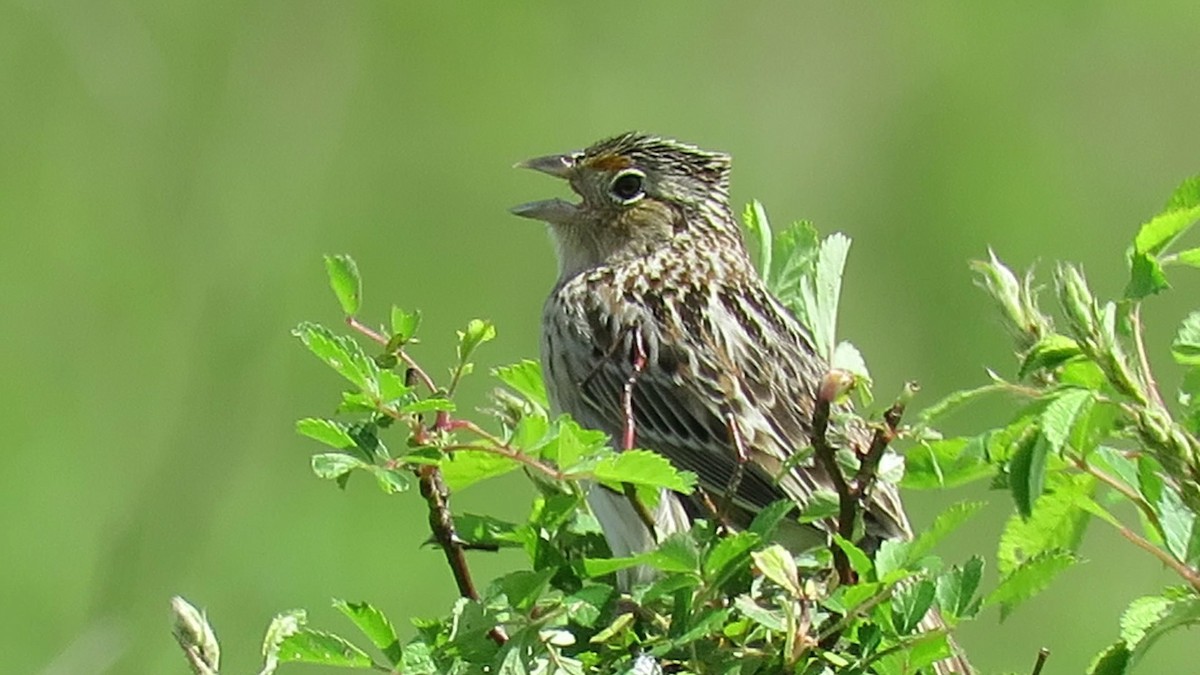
[4,2,1200,672]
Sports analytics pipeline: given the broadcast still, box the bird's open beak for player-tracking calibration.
[511,152,580,224]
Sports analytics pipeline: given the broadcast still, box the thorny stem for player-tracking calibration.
[1129,304,1167,411]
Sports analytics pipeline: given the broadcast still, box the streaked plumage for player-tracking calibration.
[513,132,970,674]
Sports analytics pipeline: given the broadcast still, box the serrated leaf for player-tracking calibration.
[1120,588,1200,663]
[832,341,871,385]
[645,531,701,573]
[261,609,306,674]
[297,418,355,449]
[984,549,1076,620]
[368,466,409,494]
[874,538,911,578]
[830,534,873,579]
[453,513,527,549]
[312,453,367,480]
[1040,388,1093,452]
[293,322,380,395]
[457,319,496,363]
[1009,431,1050,519]
[703,531,761,582]
[891,579,936,635]
[998,474,1092,575]
[917,383,1007,426]
[495,568,556,611]
[438,450,520,491]
[1133,204,1200,257]
[324,254,361,316]
[493,360,550,409]
[748,499,796,540]
[1126,252,1169,299]
[399,642,437,674]
[1156,482,1199,565]
[796,233,851,360]
[1172,312,1200,366]
[390,306,421,344]
[751,544,801,596]
[770,220,820,307]
[1019,334,1083,379]
[796,488,840,523]
[333,600,401,666]
[742,200,773,281]
[902,436,994,489]
[276,628,372,668]
[589,449,696,494]
[733,595,787,631]
[1088,642,1131,675]
[936,556,984,621]
[564,584,613,627]
[909,501,986,563]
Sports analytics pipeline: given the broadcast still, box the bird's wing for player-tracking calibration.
[551,275,910,542]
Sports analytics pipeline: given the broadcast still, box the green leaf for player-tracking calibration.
[495,569,555,611]
[748,499,796,540]
[984,549,1076,620]
[438,450,520,491]
[645,531,701,573]
[908,501,986,563]
[832,340,872,389]
[1133,204,1200,256]
[1171,247,1200,268]
[891,579,936,635]
[564,583,613,627]
[733,595,786,631]
[796,488,840,523]
[457,319,496,363]
[1120,588,1200,663]
[297,418,355,449]
[1164,174,1200,211]
[1040,388,1093,453]
[333,600,401,666]
[324,254,361,316]
[936,556,984,621]
[367,466,409,494]
[276,628,373,668]
[1172,312,1200,366]
[293,322,380,395]
[589,449,696,494]
[751,544,801,596]
[742,200,773,281]
[704,531,761,582]
[874,538,911,578]
[1125,252,1169,299]
[998,474,1092,576]
[261,609,306,675]
[1019,335,1083,379]
[399,642,437,674]
[312,453,367,481]
[917,383,1008,426]
[452,513,527,549]
[581,555,644,578]
[797,232,851,360]
[493,360,550,409]
[390,306,421,344]
[1009,431,1050,519]
[830,534,873,579]
[1156,482,1199,565]
[902,436,994,489]
[1088,642,1131,675]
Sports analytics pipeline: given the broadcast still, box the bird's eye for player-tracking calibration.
[609,169,645,204]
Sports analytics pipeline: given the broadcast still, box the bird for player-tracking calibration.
[512,132,971,674]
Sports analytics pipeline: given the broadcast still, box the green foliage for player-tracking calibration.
[176,180,1200,674]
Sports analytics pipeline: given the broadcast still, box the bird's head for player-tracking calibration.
[512,132,738,278]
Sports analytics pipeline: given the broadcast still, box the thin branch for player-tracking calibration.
[1030,648,1051,675]
[347,316,438,393]
[811,371,855,583]
[1074,456,1163,535]
[1111,518,1200,594]
[1129,303,1167,411]
[417,465,508,644]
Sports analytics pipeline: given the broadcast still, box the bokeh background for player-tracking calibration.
[4,2,1200,673]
